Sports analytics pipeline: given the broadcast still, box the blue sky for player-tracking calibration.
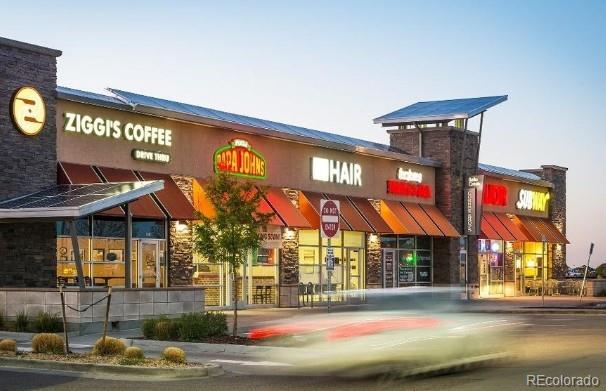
[3,0,605,266]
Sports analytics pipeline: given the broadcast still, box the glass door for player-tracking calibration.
[139,240,160,288]
[346,249,362,291]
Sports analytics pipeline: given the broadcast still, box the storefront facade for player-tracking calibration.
[0,37,569,310]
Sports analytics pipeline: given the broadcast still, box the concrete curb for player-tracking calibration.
[0,356,223,381]
[461,308,606,314]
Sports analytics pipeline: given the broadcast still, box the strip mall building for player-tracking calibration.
[0,37,569,308]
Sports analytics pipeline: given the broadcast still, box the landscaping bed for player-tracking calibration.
[6,351,202,368]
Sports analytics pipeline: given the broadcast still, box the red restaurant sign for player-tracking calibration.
[213,139,267,180]
[482,183,508,206]
[386,179,431,199]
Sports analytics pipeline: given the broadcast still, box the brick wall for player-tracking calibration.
[0,37,61,287]
[391,127,480,285]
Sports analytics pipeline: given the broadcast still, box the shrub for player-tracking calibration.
[178,312,228,341]
[15,311,28,332]
[154,319,179,341]
[32,333,65,354]
[142,318,158,339]
[124,346,145,360]
[162,347,186,364]
[0,339,17,353]
[33,312,62,333]
[92,337,126,356]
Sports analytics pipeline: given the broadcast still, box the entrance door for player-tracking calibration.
[139,240,160,288]
[382,249,397,288]
[346,249,362,290]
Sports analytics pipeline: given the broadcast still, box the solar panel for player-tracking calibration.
[478,163,545,183]
[106,88,404,155]
[373,96,508,125]
[0,181,164,220]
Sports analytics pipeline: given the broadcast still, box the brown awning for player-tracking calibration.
[483,212,516,242]
[481,217,501,240]
[264,188,311,228]
[58,162,122,217]
[97,166,166,220]
[419,204,460,237]
[299,191,352,230]
[136,172,196,221]
[347,197,393,234]
[322,193,373,232]
[379,200,425,235]
[516,215,569,244]
[402,203,444,237]
[494,213,529,241]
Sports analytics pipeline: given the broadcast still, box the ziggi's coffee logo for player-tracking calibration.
[11,87,46,136]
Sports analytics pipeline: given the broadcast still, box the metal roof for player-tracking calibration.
[55,86,439,167]
[0,181,164,220]
[479,163,552,187]
[373,96,508,125]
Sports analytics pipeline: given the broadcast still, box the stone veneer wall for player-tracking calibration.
[366,233,382,288]
[0,38,61,287]
[279,189,300,307]
[168,175,195,285]
[391,127,480,286]
[523,166,568,279]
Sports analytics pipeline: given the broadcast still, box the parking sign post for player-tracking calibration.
[320,199,340,313]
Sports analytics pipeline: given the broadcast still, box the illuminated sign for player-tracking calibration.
[64,112,172,146]
[386,180,431,199]
[214,139,267,180]
[132,149,171,164]
[516,189,550,212]
[482,184,508,206]
[12,86,46,136]
[311,157,362,186]
[397,168,423,183]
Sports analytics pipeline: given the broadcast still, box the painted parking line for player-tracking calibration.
[211,359,292,367]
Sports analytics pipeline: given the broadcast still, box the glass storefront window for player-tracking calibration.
[398,236,415,249]
[321,232,342,247]
[343,231,364,248]
[299,229,320,246]
[380,234,397,248]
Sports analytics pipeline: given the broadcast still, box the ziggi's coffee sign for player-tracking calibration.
[214,139,267,180]
[63,112,172,163]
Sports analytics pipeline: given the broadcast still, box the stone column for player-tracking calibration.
[168,175,194,286]
[366,233,382,289]
[0,37,61,287]
[279,189,300,307]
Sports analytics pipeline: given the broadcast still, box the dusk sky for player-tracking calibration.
[3,0,604,266]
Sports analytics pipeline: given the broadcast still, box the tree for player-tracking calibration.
[192,172,274,337]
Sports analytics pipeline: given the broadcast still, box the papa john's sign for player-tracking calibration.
[213,139,267,180]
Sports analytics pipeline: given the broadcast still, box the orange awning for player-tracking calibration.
[379,200,425,235]
[483,212,516,242]
[481,217,501,240]
[263,188,311,228]
[323,193,373,232]
[402,203,444,236]
[494,213,529,241]
[299,191,352,230]
[58,162,122,217]
[420,204,460,237]
[97,166,166,220]
[516,215,569,244]
[348,196,393,234]
[137,172,196,220]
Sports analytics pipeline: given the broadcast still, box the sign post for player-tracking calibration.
[580,243,595,302]
[320,199,340,313]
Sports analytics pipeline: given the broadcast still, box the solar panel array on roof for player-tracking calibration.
[57,86,129,109]
[478,163,545,182]
[373,96,508,125]
[0,181,164,220]
[106,88,402,155]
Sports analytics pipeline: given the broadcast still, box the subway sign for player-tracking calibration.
[516,189,550,212]
[213,139,267,180]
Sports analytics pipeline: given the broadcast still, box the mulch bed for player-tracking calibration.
[138,335,258,345]
[10,352,203,368]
